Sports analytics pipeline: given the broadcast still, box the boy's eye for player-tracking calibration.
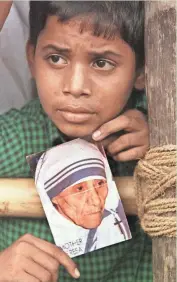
[93,59,115,71]
[48,54,67,65]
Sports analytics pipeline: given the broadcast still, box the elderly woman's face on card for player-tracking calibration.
[52,179,108,229]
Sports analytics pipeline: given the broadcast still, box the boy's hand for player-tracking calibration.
[0,1,12,31]
[92,109,149,161]
[0,233,80,282]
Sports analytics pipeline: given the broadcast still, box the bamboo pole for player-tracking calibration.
[0,176,137,217]
[0,178,44,218]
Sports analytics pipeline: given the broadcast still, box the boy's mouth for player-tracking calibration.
[57,105,95,123]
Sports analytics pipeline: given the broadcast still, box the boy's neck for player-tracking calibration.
[52,131,93,146]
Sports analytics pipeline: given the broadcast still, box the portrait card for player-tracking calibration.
[27,138,131,258]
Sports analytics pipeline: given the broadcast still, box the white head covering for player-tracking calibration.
[35,139,106,199]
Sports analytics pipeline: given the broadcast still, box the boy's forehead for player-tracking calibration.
[38,15,125,51]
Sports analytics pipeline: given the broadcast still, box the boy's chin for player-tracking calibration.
[58,124,95,139]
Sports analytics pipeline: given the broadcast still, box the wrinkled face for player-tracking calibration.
[52,179,108,229]
[28,16,144,138]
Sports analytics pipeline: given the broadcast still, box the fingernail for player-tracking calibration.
[92,130,101,140]
[74,268,80,278]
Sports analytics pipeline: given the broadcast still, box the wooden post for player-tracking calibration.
[145,1,176,282]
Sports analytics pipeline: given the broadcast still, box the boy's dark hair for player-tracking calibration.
[29,1,144,69]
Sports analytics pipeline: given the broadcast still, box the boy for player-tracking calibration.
[0,1,151,282]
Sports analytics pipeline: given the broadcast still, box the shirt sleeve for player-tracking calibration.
[0,98,63,178]
[0,109,25,177]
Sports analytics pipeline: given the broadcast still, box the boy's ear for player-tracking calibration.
[134,69,145,90]
[26,40,35,77]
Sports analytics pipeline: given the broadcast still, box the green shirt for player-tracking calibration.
[0,97,152,282]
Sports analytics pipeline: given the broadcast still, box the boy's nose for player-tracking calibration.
[62,64,91,98]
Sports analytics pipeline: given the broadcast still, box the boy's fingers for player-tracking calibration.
[107,132,149,155]
[17,272,40,282]
[15,238,58,282]
[21,234,80,279]
[92,114,144,141]
[101,134,117,148]
[27,244,59,281]
[0,1,12,31]
[23,257,54,282]
[113,146,148,162]
[51,247,80,279]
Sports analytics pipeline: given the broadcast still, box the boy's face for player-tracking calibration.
[28,16,144,138]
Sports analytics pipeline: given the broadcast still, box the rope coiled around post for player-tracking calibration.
[134,145,176,237]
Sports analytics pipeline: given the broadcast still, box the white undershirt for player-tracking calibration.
[0,1,35,114]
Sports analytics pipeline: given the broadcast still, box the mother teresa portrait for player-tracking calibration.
[35,139,131,258]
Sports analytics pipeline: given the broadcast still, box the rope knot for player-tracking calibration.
[134,145,176,237]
